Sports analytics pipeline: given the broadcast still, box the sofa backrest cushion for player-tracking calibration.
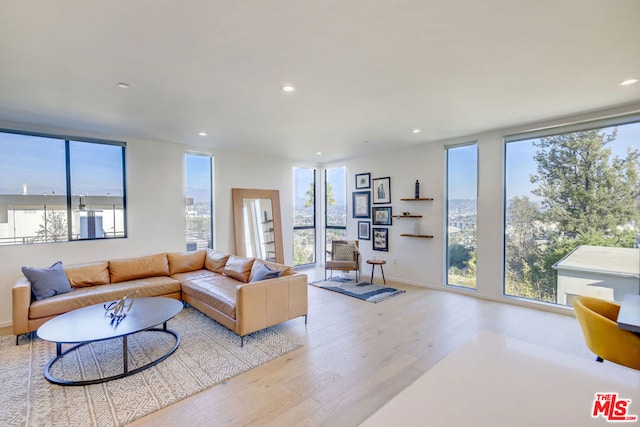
[249,259,294,281]
[22,261,73,301]
[167,250,206,275]
[223,255,255,283]
[64,261,110,288]
[205,249,230,273]
[109,253,169,283]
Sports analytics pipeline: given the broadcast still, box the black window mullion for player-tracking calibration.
[64,140,73,241]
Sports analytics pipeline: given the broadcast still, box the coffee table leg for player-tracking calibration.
[123,336,128,374]
[56,342,62,357]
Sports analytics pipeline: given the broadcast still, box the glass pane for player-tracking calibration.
[294,167,316,266]
[294,167,315,227]
[0,133,68,245]
[505,121,640,305]
[446,144,477,289]
[185,154,213,250]
[326,167,346,227]
[294,229,315,265]
[69,141,125,239]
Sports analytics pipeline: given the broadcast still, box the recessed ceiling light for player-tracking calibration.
[620,78,639,86]
[282,85,296,92]
[412,129,421,134]
[198,132,207,136]
[316,151,323,155]
[116,83,130,89]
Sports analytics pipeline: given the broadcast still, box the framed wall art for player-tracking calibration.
[358,221,371,240]
[372,227,389,251]
[372,177,391,204]
[372,206,392,225]
[355,172,371,189]
[352,191,371,218]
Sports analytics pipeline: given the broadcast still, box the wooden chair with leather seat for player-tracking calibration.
[325,240,360,281]
[573,295,640,370]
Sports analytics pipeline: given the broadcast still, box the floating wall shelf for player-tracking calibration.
[400,198,434,201]
[392,215,422,218]
[400,234,434,238]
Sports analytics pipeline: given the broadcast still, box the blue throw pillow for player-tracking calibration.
[22,261,73,301]
[250,263,281,282]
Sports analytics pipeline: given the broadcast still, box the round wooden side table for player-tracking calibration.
[367,259,386,284]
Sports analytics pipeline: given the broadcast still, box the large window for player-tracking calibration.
[504,119,640,306]
[0,130,126,245]
[446,143,478,289]
[325,167,347,252]
[293,167,316,266]
[185,153,213,250]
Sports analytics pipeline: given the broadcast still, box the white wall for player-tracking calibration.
[0,121,299,327]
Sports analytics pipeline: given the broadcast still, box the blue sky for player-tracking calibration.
[506,122,640,200]
[0,132,123,196]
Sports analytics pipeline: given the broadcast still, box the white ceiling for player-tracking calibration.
[1,0,639,163]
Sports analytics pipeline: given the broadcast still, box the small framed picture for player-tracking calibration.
[358,221,371,240]
[372,227,389,251]
[352,191,371,218]
[355,173,371,189]
[372,177,391,204]
[372,206,392,225]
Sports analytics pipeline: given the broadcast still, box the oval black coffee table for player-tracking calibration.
[37,297,183,386]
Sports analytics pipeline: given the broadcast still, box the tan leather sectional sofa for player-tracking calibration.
[13,249,308,345]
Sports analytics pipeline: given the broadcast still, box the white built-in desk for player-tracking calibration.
[361,331,640,426]
[618,294,640,334]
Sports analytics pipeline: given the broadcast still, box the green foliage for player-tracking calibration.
[305,182,335,207]
[448,244,470,269]
[531,129,640,237]
[506,127,640,304]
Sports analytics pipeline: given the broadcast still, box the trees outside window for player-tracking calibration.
[505,121,640,305]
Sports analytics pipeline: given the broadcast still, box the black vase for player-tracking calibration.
[415,180,420,198]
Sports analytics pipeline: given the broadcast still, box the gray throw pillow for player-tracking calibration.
[22,261,73,301]
[250,263,281,282]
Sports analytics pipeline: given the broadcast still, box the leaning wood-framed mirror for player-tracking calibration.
[232,188,284,264]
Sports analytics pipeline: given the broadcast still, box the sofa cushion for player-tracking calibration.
[250,263,281,282]
[249,259,294,281]
[223,255,255,283]
[29,276,181,320]
[167,250,206,275]
[181,275,240,319]
[170,269,218,282]
[64,261,110,288]
[109,253,169,283]
[205,249,230,273]
[22,261,73,301]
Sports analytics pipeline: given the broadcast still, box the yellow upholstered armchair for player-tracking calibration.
[325,240,361,281]
[573,295,640,370]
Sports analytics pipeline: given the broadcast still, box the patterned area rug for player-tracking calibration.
[310,277,406,303]
[0,307,301,427]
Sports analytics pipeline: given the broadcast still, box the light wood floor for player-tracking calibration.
[128,268,593,427]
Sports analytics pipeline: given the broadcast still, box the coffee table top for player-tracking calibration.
[37,297,183,344]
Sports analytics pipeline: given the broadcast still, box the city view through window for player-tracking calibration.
[293,167,316,265]
[505,120,640,306]
[185,154,213,250]
[324,167,347,254]
[0,131,126,245]
[446,144,478,289]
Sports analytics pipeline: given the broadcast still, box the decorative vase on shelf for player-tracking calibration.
[415,180,420,199]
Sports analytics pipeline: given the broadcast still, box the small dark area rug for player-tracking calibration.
[310,277,405,303]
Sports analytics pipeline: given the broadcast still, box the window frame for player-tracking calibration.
[0,128,127,245]
[293,167,317,266]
